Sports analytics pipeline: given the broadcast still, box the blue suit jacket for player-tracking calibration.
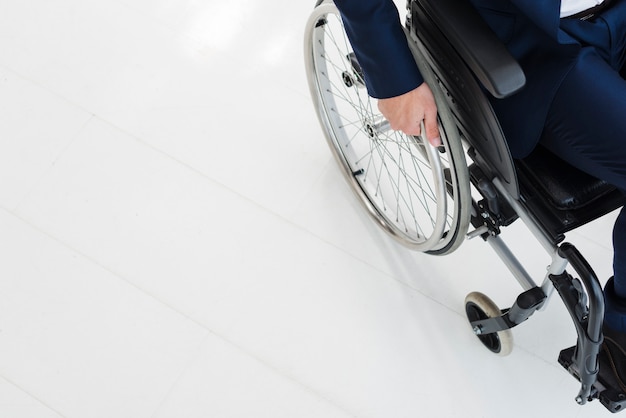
[334,0,582,157]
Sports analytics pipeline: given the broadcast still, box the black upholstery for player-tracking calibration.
[517,145,616,210]
[514,147,625,242]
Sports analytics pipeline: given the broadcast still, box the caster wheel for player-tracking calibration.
[465,292,513,356]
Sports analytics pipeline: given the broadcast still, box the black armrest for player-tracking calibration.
[413,0,526,98]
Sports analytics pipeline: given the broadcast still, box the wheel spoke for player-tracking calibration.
[305,2,469,253]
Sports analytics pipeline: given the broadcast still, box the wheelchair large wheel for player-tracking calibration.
[304,1,471,254]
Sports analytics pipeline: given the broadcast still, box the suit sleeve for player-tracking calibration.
[333,0,424,99]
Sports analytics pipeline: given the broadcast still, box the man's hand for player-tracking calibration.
[377,82,441,147]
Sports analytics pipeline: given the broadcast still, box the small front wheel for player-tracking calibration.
[465,292,513,356]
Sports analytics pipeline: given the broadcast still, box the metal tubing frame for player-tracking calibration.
[550,244,604,404]
[473,177,569,296]
[485,235,537,291]
[474,177,604,404]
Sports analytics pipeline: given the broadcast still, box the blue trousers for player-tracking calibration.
[538,0,626,328]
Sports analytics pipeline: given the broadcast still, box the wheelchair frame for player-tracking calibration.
[305,0,626,411]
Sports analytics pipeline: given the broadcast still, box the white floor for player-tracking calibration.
[0,1,621,417]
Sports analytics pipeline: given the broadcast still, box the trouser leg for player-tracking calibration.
[539,47,626,325]
[614,208,626,297]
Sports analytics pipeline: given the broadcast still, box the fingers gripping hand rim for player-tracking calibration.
[377,83,441,147]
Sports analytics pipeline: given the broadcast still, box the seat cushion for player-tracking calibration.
[516,145,616,210]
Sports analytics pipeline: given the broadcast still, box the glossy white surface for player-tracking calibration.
[0,1,619,417]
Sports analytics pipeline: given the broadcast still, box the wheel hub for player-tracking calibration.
[341,71,354,88]
[364,117,391,139]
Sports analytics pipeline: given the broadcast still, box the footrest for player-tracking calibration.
[559,346,626,413]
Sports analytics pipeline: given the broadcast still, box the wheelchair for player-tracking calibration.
[304,0,626,412]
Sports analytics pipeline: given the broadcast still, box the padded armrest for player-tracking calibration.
[414,0,526,98]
